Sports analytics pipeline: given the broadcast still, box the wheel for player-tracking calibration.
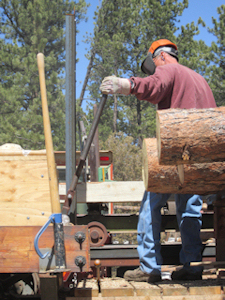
[88,221,108,247]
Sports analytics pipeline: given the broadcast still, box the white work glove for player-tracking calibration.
[100,75,131,95]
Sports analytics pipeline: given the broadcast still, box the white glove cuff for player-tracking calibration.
[118,78,131,95]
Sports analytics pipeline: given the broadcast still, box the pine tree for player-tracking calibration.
[0,0,88,150]
[100,132,142,181]
[208,5,225,106]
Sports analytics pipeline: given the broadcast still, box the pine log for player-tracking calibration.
[142,138,225,194]
[156,107,225,165]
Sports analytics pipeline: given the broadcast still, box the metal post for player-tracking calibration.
[65,14,76,218]
[89,105,100,182]
[214,192,225,262]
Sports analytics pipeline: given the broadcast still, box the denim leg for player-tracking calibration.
[175,194,203,272]
[137,191,171,275]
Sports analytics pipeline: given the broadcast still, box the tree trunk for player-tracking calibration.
[142,138,225,195]
[156,107,225,165]
[137,99,142,147]
[79,49,95,107]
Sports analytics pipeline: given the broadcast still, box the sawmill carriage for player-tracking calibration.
[1,14,225,300]
[1,106,225,299]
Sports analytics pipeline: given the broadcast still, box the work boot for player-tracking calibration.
[171,268,202,281]
[124,267,161,283]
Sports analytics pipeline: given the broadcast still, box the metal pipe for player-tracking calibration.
[65,14,76,203]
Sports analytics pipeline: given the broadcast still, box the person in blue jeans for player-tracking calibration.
[123,191,203,282]
[100,38,216,282]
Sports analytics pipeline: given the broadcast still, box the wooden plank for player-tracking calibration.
[158,283,188,296]
[54,150,113,166]
[87,182,144,203]
[59,181,145,203]
[100,278,134,297]
[162,296,224,300]
[189,286,221,295]
[67,298,148,300]
[0,144,47,158]
[132,281,161,296]
[0,225,90,273]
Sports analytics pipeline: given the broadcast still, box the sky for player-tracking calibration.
[75,0,224,108]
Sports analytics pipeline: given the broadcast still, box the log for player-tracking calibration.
[156,107,225,165]
[142,138,225,194]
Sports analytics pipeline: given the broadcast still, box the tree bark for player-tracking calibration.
[142,138,225,195]
[156,107,225,165]
[137,99,142,147]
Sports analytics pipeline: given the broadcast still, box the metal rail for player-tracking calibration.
[90,243,216,267]
[77,212,214,231]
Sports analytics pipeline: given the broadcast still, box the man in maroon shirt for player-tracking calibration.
[100,39,216,283]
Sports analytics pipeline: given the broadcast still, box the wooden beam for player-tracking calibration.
[54,150,113,166]
[0,225,90,273]
[59,181,145,203]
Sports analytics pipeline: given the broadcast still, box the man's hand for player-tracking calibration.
[100,75,131,95]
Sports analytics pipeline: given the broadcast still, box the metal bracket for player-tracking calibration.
[39,248,56,272]
[34,213,62,259]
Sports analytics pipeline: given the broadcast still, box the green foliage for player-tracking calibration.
[207,5,225,106]
[100,132,142,181]
[0,0,88,150]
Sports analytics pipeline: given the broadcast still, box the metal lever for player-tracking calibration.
[62,94,108,216]
[94,259,101,293]
[34,213,62,259]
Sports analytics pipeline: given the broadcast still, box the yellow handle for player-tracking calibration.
[37,53,61,214]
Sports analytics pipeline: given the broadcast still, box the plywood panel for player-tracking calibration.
[0,146,52,226]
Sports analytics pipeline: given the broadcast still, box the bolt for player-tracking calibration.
[41,175,44,178]
[75,256,86,270]
[27,216,30,220]
[41,212,45,215]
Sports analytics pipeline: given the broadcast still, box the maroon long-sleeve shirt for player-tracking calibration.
[130,63,216,109]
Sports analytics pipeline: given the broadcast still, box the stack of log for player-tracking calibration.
[142,107,225,195]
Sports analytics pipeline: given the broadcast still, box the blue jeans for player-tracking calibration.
[137,191,203,275]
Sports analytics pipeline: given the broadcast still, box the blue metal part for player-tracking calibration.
[34,213,62,259]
